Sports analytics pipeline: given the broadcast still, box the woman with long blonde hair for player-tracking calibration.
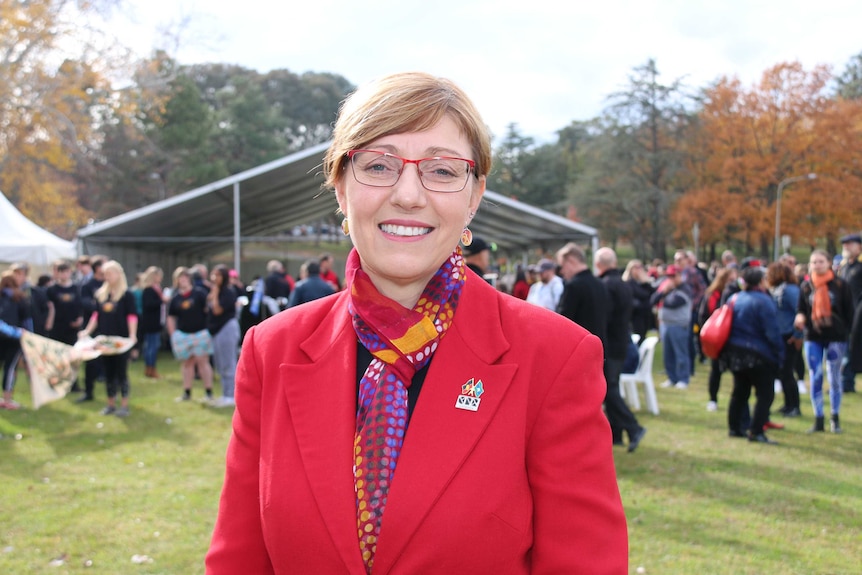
[79,260,138,417]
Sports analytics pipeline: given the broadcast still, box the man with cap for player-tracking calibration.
[838,233,862,392]
[462,236,494,281]
[526,258,564,311]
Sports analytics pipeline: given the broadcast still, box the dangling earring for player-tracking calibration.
[341,219,350,236]
[461,227,473,247]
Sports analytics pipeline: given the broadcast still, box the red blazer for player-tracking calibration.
[206,271,628,574]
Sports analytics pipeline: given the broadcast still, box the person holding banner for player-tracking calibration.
[79,261,138,417]
[0,271,31,409]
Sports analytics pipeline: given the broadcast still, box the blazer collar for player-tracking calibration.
[281,291,367,573]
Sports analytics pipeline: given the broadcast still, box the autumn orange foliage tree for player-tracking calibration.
[0,0,124,238]
[675,62,862,258]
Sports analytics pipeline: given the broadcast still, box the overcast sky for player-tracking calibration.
[112,0,862,143]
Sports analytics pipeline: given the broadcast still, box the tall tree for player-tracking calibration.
[215,75,285,174]
[260,70,353,150]
[488,123,534,199]
[157,74,228,191]
[835,51,862,101]
[0,0,121,235]
[485,124,570,211]
[571,59,692,259]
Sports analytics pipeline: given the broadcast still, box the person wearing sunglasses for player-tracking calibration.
[206,72,627,574]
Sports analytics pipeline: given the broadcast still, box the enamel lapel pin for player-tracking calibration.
[455,378,484,412]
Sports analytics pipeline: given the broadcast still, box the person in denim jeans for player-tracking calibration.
[766,262,803,417]
[139,266,166,379]
[795,249,855,433]
[651,265,692,388]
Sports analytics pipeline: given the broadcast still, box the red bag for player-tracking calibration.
[699,296,736,360]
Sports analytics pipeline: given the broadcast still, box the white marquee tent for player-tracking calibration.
[0,191,77,266]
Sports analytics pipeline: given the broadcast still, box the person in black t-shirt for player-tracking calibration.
[76,258,105,402]
[46,262,84,345]
[168,267,214,402]
[78,261,138,417]
[139,266,166,379]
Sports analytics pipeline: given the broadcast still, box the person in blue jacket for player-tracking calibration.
[721,265,784,444]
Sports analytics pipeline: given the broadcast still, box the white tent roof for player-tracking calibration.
[0,191,77,265]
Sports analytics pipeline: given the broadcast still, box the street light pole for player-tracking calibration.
[774,173,817,262]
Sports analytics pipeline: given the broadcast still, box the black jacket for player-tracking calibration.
[557,269,609,350]
[599,268,634,360]
[797,276,854,344]
[264,272,292,300]
[140,287,164,334]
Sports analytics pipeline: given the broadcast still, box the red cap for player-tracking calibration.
[665,264,680,276]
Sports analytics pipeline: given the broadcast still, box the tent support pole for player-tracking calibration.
[233,182,241,277]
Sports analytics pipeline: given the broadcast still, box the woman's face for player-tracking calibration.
[335,116,485,295]
[809,252,831,275]
[210,270,222,286]
[177,274,192,291]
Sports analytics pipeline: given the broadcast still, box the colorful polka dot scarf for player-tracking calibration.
[345,247,465,573]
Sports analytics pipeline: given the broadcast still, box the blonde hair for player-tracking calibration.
[622,259,644,282]
[141,266,163,288]
[323,72,492,189]
[95,260,128,303]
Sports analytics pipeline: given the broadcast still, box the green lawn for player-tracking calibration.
[1,345,860,574]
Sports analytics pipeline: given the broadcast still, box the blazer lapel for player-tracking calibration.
[372,277,517,574]
[280,293,366,574]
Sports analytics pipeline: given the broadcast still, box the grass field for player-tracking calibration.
[1,344,861,574]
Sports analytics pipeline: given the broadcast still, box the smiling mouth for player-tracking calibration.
[379,224,432,237]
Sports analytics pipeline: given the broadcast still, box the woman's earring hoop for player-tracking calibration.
[341,219,350,236]
[461,227,473,247]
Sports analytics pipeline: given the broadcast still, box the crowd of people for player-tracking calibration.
[480,234,861,445]
[0,252,340,414]
[3,233,859,446]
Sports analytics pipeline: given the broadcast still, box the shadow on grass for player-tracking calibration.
[0,393,210,479]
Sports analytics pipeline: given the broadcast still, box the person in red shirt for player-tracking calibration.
[511,266,530,300]
[318,253,342,291]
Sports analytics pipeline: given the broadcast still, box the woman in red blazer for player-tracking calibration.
[206,72,628,574]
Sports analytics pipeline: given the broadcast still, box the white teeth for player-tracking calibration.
[379,224,431,237]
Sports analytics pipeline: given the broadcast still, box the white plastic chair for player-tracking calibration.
[619,336,660,415]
